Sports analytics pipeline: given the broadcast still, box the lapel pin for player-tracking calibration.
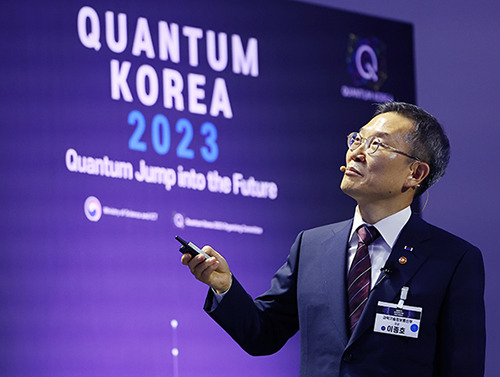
[404,246,414,252]
[398,256,408,265]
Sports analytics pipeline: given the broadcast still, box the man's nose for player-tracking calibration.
[348,147,367,162]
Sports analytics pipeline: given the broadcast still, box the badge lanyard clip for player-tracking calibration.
[397,286,409,309]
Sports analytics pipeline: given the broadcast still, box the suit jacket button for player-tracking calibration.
[342,353,353,362]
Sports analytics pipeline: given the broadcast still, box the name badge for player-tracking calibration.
[373,301,423,338]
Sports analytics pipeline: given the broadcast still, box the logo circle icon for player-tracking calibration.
[346,34,387,91]
[173,212,185,229]
[84,196,102,222]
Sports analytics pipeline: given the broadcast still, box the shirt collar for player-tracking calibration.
[350,206,412,248]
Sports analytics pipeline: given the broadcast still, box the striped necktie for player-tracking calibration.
[347,225,380,334]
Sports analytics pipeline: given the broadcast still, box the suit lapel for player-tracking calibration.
[321,219,352,346]
[347,215,432,346]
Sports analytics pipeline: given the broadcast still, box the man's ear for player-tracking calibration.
[405,161,430,189]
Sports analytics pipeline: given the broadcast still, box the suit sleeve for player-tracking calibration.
[434,244,486,376]
[203,232,303,356]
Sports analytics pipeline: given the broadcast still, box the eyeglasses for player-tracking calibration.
[347,132,421,161]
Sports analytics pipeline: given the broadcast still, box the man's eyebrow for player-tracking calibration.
[358,129,390,138]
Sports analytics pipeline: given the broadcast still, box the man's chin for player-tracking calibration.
[341,178,367,201]
[340,182,357,198]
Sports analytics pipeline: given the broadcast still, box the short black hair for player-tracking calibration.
[375,102,450,195]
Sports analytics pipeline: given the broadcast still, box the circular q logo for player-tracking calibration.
[84,196,102,222]
[346,34,387,91]
[173,212,185,229]
[355,44,378,82]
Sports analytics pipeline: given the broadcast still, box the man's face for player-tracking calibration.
[340,112,416,204]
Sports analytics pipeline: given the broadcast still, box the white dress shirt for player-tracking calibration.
[347,206,412,289]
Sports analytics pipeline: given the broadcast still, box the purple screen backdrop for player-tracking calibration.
[0,1,415,376]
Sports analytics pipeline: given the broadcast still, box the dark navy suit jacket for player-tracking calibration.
[205,214,485,376]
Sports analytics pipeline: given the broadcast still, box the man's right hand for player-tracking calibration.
[181,246,232,294]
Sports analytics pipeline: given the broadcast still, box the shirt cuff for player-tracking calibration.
[210,278,233,307]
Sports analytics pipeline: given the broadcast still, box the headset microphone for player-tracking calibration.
[340,166,347,172]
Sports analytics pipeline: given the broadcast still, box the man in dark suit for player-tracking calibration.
[181,102,485,376]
